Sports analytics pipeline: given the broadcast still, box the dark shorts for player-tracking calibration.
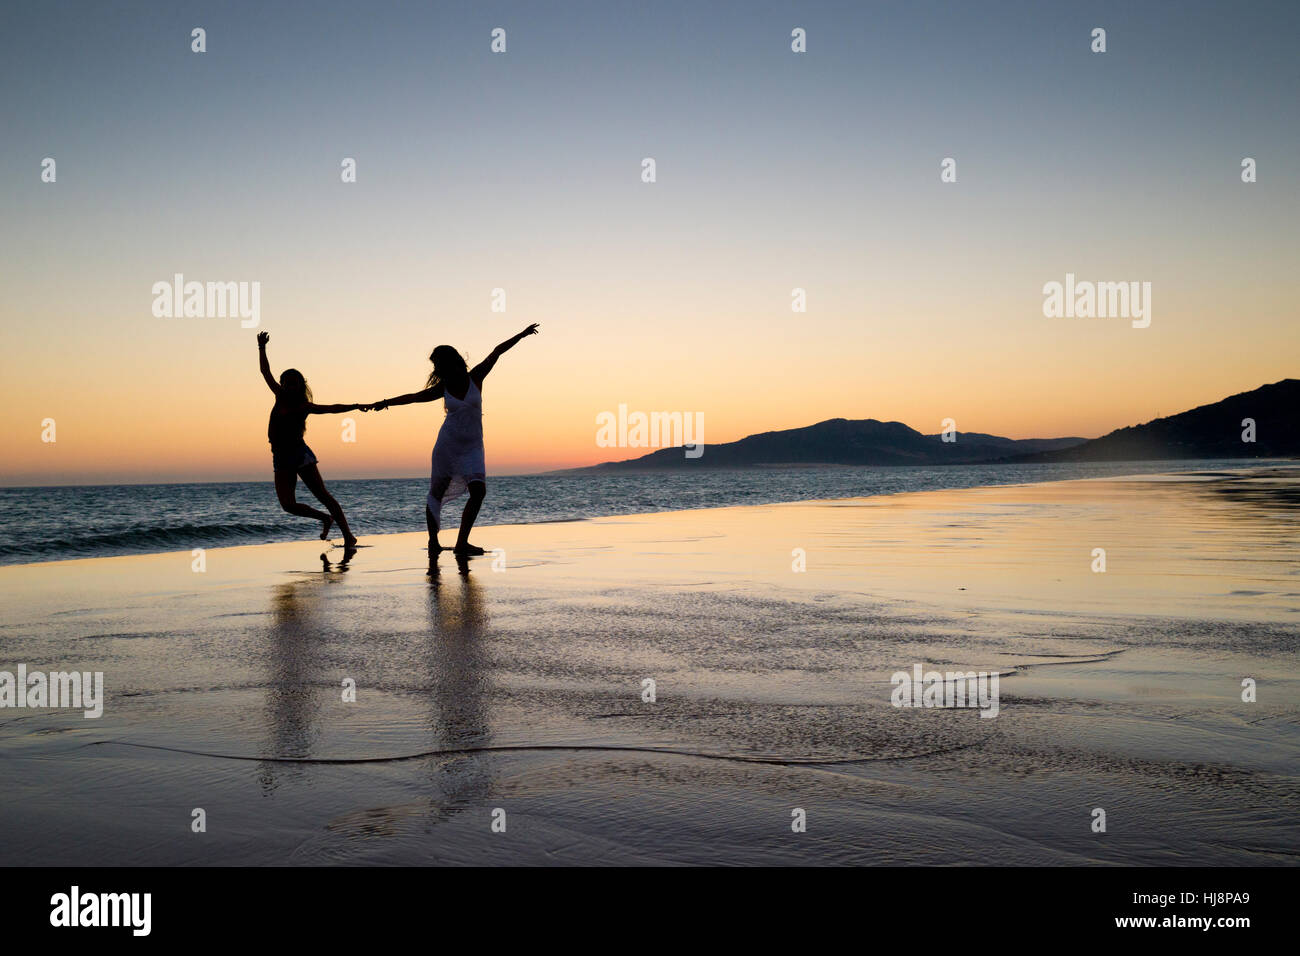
[271,442,318,475]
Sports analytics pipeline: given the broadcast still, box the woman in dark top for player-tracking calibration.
[258,331,361,547]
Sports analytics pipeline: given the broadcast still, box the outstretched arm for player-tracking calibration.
[306,402,365,415]
[369,384,444,411]
[257,331,280,394]
[471,323,540,384]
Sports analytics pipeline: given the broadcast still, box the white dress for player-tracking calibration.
[426,377,486,529]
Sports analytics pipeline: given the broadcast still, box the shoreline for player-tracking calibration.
[3,454,1293,491]
[3,459,1296,572]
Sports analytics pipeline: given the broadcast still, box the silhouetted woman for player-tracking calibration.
[258,331,361,547]
[372,324,539,554]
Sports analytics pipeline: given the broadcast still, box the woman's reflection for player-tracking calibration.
[423,552,493,821]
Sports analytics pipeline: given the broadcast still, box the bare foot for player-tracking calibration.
[453,543,485,556]
[342,534,358,548]
[428,538,444,553]
[320,517,333,541]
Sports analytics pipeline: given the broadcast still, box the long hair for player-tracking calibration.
[278,368,312,405]
[426,345,468,390]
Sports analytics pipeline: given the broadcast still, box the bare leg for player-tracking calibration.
[454,481,486,555]
[427,477,451,552]
[298,464,357,546]
[425,505,443,551]
[275,471,331,532]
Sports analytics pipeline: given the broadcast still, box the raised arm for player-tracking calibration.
[470,323,540,384]
[257,331,280,394]
[370,384,444,411]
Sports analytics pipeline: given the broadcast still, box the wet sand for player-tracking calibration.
[0,467,1297,865]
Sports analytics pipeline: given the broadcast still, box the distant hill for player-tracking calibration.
[1004,379,1299,462]
[573,419,1085,471]
[922,432,1087,454]
[569,379,1296,471]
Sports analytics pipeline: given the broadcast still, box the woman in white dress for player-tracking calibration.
[372,324,539,554]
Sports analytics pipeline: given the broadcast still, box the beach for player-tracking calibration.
[1,467,1297,865]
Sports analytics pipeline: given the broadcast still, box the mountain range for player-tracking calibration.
[573,380,1297,471]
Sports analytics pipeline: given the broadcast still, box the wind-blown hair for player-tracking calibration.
[426,345,468,390]
[278,368,312,404]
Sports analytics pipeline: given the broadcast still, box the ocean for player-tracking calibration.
[0,458,1283,566]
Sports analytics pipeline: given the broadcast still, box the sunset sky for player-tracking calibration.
[2,0,1297,485]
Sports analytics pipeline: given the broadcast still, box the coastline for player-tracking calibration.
[2,456,1294,570]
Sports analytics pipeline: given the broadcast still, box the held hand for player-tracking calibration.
[257,331,270,348]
